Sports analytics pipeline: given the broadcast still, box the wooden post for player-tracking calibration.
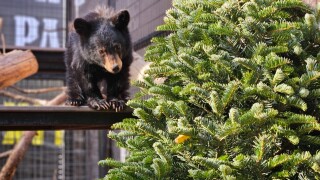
[0,50,38,89]
[0,17,5,54]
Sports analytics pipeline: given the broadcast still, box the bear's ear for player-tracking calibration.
[74,18,90,36]
[110,10,130,29]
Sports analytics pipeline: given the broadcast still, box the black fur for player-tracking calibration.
[64,8,133,111]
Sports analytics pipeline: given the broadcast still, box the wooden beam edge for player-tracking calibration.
[0,105,135,130]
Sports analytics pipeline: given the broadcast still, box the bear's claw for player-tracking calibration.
[66,98,85,106]
[88,98,110,110]
[108,98,125,112]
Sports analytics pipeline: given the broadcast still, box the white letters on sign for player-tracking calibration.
[35,0,61,4]
[74,0,85,7]
[14,16,39,46]
[14,16,59,48]
[40,18,59,48]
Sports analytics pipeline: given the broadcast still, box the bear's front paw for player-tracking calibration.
[108,98,126,112]
[66,98,85,106]
[88,98,110,110]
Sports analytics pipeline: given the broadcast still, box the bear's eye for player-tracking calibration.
[114,44,121,51]
[98,49,105,55]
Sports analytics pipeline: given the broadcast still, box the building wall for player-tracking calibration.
[78,0,108,18]
[303,0,320,7]
[109,0,172,46]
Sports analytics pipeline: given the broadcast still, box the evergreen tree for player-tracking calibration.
[99,0,320,179]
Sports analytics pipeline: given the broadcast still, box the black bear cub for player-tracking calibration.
[64,7,133,111]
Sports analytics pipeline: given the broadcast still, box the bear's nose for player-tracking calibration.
[112,64,120,73]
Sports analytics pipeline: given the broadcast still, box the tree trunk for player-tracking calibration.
[0,131,37,180]
[0,50,38,89]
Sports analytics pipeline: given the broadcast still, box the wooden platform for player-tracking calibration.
[0,105,134,130]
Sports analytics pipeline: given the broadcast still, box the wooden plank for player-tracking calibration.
[0,105,134,130]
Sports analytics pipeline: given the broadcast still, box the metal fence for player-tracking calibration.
[0,130,111,180]
[0,76,118,180]
[0,0,66,49]
[0,79,64,105]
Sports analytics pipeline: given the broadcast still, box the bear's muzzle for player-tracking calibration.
[104,54,122,74]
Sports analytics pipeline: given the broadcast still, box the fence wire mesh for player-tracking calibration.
[0,130,110,180]
[0,78,116,180]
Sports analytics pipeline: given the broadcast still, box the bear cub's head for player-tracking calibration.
[74,10,130,74]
